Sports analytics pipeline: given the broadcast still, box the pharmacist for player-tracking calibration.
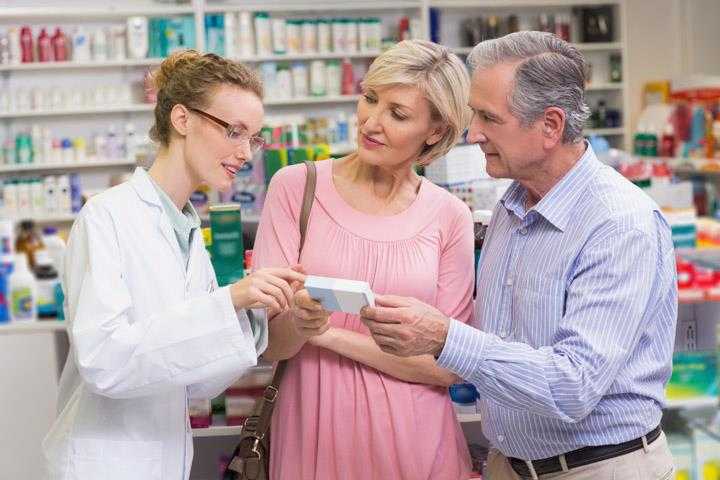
[42,51,305,480]
[361,32,678,480]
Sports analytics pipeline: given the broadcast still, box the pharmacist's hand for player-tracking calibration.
[291,289,331,339]
[230,268,306,311]
[361,295,450,357]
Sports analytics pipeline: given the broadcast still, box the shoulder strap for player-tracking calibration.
[236,161,317,460]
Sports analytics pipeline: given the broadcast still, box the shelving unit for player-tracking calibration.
[0,159,136,174]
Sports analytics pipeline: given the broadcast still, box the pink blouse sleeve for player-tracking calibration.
[252,164,306,269]
[436,196,475,324]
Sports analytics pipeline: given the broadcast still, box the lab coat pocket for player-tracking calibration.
[68,438,162,480]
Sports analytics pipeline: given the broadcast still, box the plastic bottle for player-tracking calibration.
[301,19,317,53]
[224,13,237,58]
[341,58,354,95]
[43,176,57,214]
[254,12,272,56]
[7,27,21,65]
[34,249,59,318]
[15,220,44,269]
[346,19,358,53]
[57,175,71,214]
[326,60,341,96]
[310,60,327,96]
[20,26,34,63]
[660,125,676,158]
[30,179,44,214]
[272,17,287,55]
[331,18,345,52]
[9,253,37,322]
[126,17,149,60]
[41,227,66,278]
[91,27,109,61]
[291,62,309,98]
[72,27,91,62]
[0,220,14,324]
[0,32,9,64]
[37,28,52,62]
[51,27,68,62]
[238,11,254,57]
[317,19,331,53]
[286,19,301,54]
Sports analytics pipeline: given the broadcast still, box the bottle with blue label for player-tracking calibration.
[0,220,14,324]
[34,249,59,318]
[9,253,37,322]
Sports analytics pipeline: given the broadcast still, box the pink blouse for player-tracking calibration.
[253,159,475,479]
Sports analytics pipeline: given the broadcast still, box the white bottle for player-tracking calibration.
[9,253,37,322]
[3,181,17,216]
[91,27,109,61]
[224,13,238,58]
[271,18,287,55]
[31,180,44,214]
[41,226,66,279]
[254,12,272,56]
[126,16,149,59]
[238,11,255,58]
[43,176,57,214]
[346,20,358,53]
[72,27,91,62]
[33,249,60,319]
[31,124,43,164]
[17,181,31,212]
[310,60,327,97]
[276,65,292,100]
[291,62,308,98]
[57,175,71,214]
[7,27,21,65]
[317,20,331,53]
[301,20,317,53]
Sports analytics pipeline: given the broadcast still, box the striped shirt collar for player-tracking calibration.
[500,142,600,232]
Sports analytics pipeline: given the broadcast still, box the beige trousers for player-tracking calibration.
[485,432,675,480]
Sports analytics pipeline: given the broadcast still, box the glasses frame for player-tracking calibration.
[186,106,265,153]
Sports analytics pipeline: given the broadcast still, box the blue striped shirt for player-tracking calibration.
[437,144,678,460]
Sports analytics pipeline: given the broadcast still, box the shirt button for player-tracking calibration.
[505,278,513,287]
[519,227,528,235]
[497,434,505,442]
[499,330,509,338]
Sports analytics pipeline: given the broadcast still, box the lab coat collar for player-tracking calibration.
[129,167,186,271]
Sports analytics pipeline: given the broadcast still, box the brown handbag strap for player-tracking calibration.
[235,161,317,457]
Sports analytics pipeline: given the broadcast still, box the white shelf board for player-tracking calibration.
[205,1,421,13]
[0,159,136,174]
[264,95,361,106]
[665,397,718,410]
[5,213,77,224]
[0,5,194,20]
[586,82,625,91]
[235,51,381,63]
[452,42,622,56]
[192,425,243,438]
[0,58,163,73]
[585,127,624,136]
[0,321,66,334]
[0,104,154,119]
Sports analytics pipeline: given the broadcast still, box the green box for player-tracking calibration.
[209,204,244,286]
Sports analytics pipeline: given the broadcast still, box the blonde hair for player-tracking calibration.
[149,50,263,146]
[362,40,471,165]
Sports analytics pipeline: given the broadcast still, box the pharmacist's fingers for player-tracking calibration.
[374,294,413,308]
[360,306,404,324]
[249,287,282,312]
[262,267,306,285]
[261,274,294,307]
[256,281,288,310]
[292,306,328,324]
[290,264,306,274]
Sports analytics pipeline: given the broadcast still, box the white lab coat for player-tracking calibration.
[42,168,264,480]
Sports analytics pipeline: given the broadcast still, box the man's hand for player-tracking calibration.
[360,295,450,357]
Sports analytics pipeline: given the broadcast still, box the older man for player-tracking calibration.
[362,31,677,480]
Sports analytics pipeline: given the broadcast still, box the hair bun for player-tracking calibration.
[151,49,203,92]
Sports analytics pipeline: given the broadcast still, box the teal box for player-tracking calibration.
[204,14,225,56]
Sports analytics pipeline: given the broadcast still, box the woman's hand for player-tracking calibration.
[291,289,331,339]
[230,267,306,311]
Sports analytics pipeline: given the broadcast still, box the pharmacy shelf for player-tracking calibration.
[665,397,718,410]
[430,0,622,7]
[0,321,66,334]
[585,127,625,137]
[235,51,382,63]
[0,104,154,119]
[452,42,622,56]
[0,159,136,174]
[265,95,361,106]
[204,1,422,14]
[0,5,195,20]
[586,82,625,91]
[0,58,163,73]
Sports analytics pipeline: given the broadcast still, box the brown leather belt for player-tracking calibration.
[509,425,662,479]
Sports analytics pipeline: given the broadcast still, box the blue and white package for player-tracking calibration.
[304,275,375,314]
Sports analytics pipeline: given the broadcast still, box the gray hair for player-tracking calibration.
[468,31,590,144]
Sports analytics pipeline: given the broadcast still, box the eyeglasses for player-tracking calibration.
[187,107,265,153]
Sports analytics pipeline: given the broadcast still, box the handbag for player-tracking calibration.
[224,160,317,480]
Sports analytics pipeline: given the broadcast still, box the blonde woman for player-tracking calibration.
[42,51,304,480]
[255,40,475,479]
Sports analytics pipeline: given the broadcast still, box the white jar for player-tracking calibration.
[271,18,287,55]
[317,19,331,53]
[301,20,317,53]
[291,62,308,98]
[310,60,327,96]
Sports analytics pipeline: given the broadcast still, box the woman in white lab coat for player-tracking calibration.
[42,51,304,480]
